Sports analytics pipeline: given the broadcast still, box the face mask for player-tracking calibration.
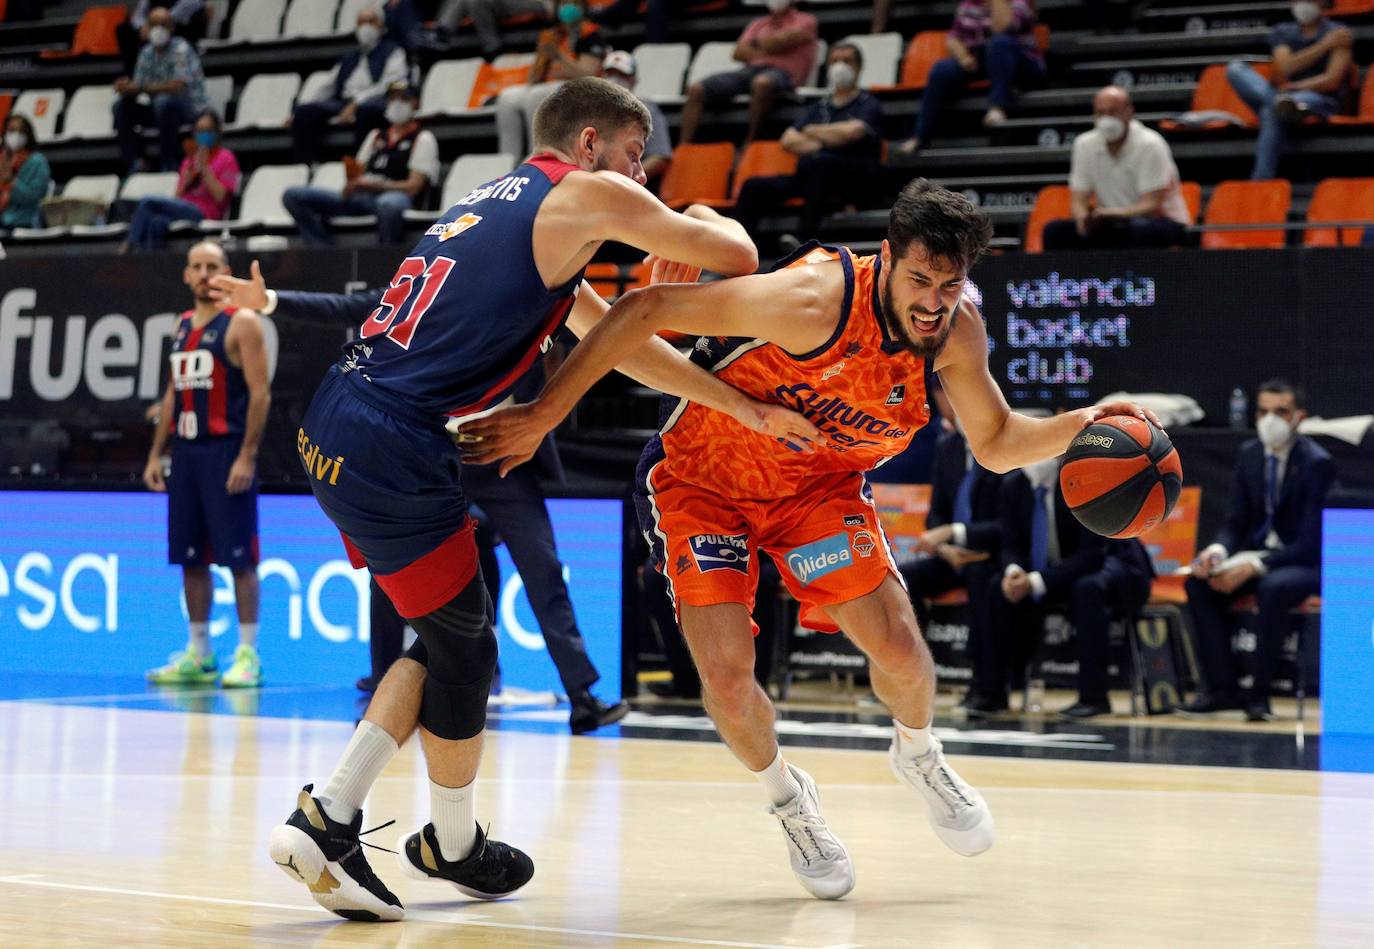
[765,0,791,12]
[149,25,171,48]
[1256,412,1297,450]
[828,62,858,91]
[1291,2,1322,24]
[356,23,380,49]
[194,130,217,148]
[4,131,27,152]
[558,3,581,24]
[1094,115,1126,141]
[385,100,415,126]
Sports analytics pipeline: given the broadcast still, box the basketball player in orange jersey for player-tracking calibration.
[463,179,1159,900]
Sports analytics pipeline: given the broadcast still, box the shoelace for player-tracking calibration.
[777,810,833,867]
[358,818,398,855]
[904,754,974,817]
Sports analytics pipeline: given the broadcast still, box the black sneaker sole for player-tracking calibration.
[269,824,404,922]
[395,833,533,900]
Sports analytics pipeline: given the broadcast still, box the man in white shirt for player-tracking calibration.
[1043,85,1191,250]
[283,83,439,246]
[291,5,410,164]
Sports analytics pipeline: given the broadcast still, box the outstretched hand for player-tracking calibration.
[209,259,270,310]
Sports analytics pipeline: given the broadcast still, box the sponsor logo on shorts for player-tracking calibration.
[843,514,866,528]
[850,530,876,558]
[689,533,750,573]
[886,385,905,405]
[785,533,852,586]
[1072,433,1114,449]
[297,428,345,486]
[675,554,692,575]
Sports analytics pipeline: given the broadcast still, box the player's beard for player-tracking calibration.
[194,282,217,305]
[880,271,956,359]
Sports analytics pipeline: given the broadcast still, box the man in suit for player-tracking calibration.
[1180,379,1335,722]
[902,423,1005,706]
[213,265,629,734]
[978,456,1152,718]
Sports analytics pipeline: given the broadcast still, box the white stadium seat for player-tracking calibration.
[631,43,690,102]
[419,58,482,117]
[685,42,737,90]
[204,75,234,120]
[226,73,301,130]
[837,32,903,88]
[404,154,515,222]
[310,161,347,192]
[299,69,336,107]
[69,172,183,238]
[14,175,120,240]
[213,0,287,44]
[54,85,117,141]
[281,0,340,39]
[334,0,380,34]
[207,163,308,230]
[13,88,67,142]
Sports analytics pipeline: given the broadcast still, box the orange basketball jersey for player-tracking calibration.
[644,245,931,500]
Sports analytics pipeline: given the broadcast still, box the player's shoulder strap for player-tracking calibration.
[767,239,851,273]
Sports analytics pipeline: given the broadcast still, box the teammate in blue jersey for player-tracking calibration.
[142,240,271,690]
[265,77,820,923]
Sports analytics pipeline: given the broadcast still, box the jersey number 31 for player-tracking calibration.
[359,256,456,349]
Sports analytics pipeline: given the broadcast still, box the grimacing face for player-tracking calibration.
[878,240,967,358]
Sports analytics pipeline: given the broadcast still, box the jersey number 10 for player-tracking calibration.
[360,256,456,349]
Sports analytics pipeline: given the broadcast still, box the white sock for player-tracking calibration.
[430,778,477,862]
[894,718,933,760]
[318,720,399,824]
[238,622,258,649]
[187,622,209,656]
[754,748,803,807]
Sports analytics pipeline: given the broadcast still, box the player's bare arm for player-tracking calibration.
[934,297,1161,472]
[224,309,271,494]
[143,381,176,492]
[460,263,841,473]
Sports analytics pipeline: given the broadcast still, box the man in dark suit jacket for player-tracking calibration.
[1180,379,1335,722]
[976,458,1152,719]
[216,269,628,734]
[902,426,1005,703]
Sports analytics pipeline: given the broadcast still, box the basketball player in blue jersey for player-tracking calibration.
[143,240,271,690]
[268,77,821,922]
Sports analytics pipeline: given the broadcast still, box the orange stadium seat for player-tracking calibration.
[1329,66,1374,125]
[40,4,126,60]
[699,140,798,209]
[1201,179,1291,249]
[1332,0,1374,14]
[1161,62,1270,131]
[659,142,735,210]
[1304,178,1374,246]
[890,25,1047,91]
[467,61,532,109]
[0,93,11,128]
[1023,185,1071,254]
[1180,181,1202,223]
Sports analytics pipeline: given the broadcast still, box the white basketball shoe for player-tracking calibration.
[768,765,856,900]
[889,735,996,857]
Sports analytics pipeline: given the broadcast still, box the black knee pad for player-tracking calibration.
[409,573,497,741]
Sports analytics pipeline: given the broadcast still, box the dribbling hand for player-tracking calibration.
[1077,400,1165,432]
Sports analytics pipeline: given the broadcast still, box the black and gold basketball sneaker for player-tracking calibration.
[396,822,534,899]
[268,784,405,922]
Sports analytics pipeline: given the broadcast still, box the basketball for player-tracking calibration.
[1060,415,1184,538]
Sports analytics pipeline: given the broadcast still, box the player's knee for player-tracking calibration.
[867,618,928,678]
[697,660,755,717]
[410,582,497,740]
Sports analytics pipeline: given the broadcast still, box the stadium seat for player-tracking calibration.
[1332,0,1374,13]
[204,75,234,120]
[53,85,117,141]
[40,4,126,59]
[207,163,308,230]
[419,59,483,116]
[310,161,347,193]
[685,41,737,90]
[1022,185,1071,254]
[1201,179,1291,249]
[226,73,301,130]
[894,31,949,90]
[700,140,797,209]
[1180,181,1202,224]
[1304,178,1374,246]
[12,174,121,240]
[298,69,335,109]
[1329,66,1374,126]
[631,43,691,102]
[659,142,735,210]
[334,0,377,34]
[210,0,286,45]
[0,93,12,128]
[12,88,66,142]
[836,33,902,88]
[281,0,339,39]
[70,172,181,238]
[404,154,517,221]
[468,56,534,110]
[1161,63,1269,131]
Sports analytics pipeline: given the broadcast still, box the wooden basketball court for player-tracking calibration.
[2,697,1371,948]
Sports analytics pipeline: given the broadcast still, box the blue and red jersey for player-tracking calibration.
[337,153,585,422]
[169,307,248,441]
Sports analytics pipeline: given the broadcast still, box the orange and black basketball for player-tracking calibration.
[1059,415,1183,538]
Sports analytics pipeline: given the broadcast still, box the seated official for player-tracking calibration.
[1180,379,1335,722]
[1043,85,1192,250]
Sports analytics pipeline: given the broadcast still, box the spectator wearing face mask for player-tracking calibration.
[732,42,883,252]
[291,5,409,164]
[679,0,819,148]
[283,83,438,246]
[0,114,51,229]
[495,1,607,160]
[113,5,208,173]
[1042,85,1191,250]
[602,50,672,185]
[118,1,207,75]
[122,110,239,253]
[1179,379,1335,723]
[1226,0,1354,180]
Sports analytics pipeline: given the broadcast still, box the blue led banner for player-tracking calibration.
[1320,509,1374,738]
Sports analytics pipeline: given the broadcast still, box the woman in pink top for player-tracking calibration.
[122,109,240,252]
